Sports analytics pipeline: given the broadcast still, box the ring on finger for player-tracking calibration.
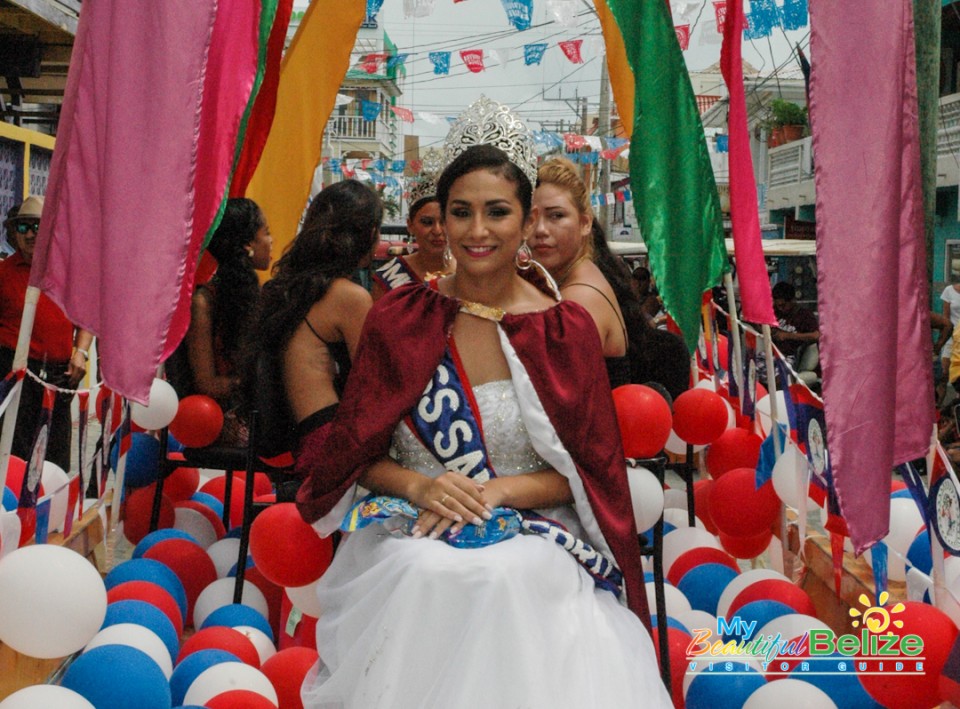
[439,493,450,505]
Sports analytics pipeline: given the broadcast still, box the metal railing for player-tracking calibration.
[767,136,813,189]
[326,114,391,142]
[938,92,960,159]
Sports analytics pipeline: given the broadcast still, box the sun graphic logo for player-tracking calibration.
[848,592,905,633]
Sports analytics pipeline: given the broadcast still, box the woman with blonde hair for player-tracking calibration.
[530,157,630,387]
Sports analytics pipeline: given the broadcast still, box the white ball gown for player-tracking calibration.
[301,379,673,709]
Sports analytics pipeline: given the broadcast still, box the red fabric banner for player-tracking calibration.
[391,105,414,123]
[558,39,584,63]
[564,133,587,151]
[460,49,485,73]
[361,52,388,73]
[674,24,690,50]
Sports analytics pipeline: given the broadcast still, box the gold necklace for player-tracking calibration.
[557,254,589,286]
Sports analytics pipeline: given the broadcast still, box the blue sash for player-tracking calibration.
[372,256,418,292]
[343,345,623,596]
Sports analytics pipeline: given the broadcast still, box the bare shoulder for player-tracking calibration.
[316,278,372,314]
[561,262,618,307]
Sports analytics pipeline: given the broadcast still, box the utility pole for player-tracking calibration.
[598,56,612,237]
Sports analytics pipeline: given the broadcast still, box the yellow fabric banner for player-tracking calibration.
[593,0,634,131]
[245,0,365,269]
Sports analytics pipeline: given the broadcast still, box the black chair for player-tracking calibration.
[150,410,295,604]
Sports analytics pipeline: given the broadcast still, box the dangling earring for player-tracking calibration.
[443,245,452,267]
[246,247,255,258]
[515,241,533,271]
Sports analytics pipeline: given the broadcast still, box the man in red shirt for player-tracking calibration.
[0,196,93,472]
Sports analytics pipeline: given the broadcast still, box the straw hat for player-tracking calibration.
[4,195,44,226]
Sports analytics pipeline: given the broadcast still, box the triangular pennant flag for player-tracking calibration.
[524,43,548,65]
[366,0,385,20]
[546,0,578,27]
[360,100,382,121]
[490,47,512,71]
[360,52,388,74]
[674,24,690,50]
[403,0,436,18]
[781,0,808,31]
[564,133,587,151]
[558,39,584,64]
[390,105,415,123]
[387,53,409,70]
[500,0,533,30]
[460,49,485,73]
[428,51,451,75]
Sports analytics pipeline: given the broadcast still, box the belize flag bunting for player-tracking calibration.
[741,331,757,418]
[18,387,54,541]
[76,390,90,519]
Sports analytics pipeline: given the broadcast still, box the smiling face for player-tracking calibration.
[529,183,592,276]
[443,169,533,279]
[407,200,446,257]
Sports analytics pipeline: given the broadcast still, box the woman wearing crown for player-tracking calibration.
[296,97,671,708]
[371,148,455,298]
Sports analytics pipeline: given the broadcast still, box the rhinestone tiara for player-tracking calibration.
[407,147,443,209]
[442,96,539,188]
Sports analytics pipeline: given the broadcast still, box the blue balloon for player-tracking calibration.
[227,556,256,578]
[721,600,794,643]
[202,603,274,642]
[103,599,180,662]
[62,645,171,709]
[105,558,188,623]
[789,653,882,708]
[2,485,16,511]
[170,649,241,706]
[677,563,740,615]
[110,432,161,488]
[907,529,933,576]
[132,528,199,559]
[190,491,224,518]
[167,431,186,453]
[686,664,766,709]
[890,488,912,500]
[650,614,690,634]
[225,525,244,539]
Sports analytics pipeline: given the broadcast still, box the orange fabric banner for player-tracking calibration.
[593,0,634,131]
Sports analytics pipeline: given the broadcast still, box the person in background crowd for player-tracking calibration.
[531,157,629,387]
[771,280,819,366]
[0,195,93,471]
[938,277,960,383]
[168,198,271,444]
[630,266,663,326]
[1,204,18,258]
[245,180,382,464]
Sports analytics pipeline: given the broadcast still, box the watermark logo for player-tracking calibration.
[685,592,924,676]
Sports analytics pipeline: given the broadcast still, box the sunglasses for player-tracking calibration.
[14,221,40,235]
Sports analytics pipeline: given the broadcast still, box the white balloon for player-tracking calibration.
[131,378,179,431]
[285,580,323,618]
[193,578,269,630]
[0,685,96,709]
[0,511,22,561]
[663,507,706,531]
[683,655,765,697]
[0,545,106,658]
[663,489,688,510]
[233,625,277,666]
[662,527,722,575]
[207,537,243,578]
[743,678,837,709]
[771,445,807,510]
[183,662,279,707]
[674,609,718,644]
[40,462,70,533]
[723,398,735,431]
[756,613,830,644]
[83,623,173,679]
[665,429,705,456]
[756,391,788,438]
[626,466,665,532]
[174,505,219,550]
[715,568,788,619]
[862,498,925,583]
[646,580,692,619]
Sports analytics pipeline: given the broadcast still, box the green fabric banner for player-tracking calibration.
[605,0,727,352]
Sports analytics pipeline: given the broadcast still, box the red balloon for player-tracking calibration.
[667,546,740,587]
[242,565,283,642]
[177,625,261,666]
[279,593,317,651]
[692,479,718,534]
[206,691,277,709]
[705,428,763,479]
[891,479,907,493]
[234,471,273,498]
[200,473,249,529]
[262,647,320,709]
[5,455,25,499]
[250,503,334,588]
[719,529,773,560]
[107,580,184,637]
[611,385,673,458]
[860,602,957,709]
[143,538,217,626]
[122,485,174,545]
[672,389,729,445]
[716,334,729,370]
[651,626,690,708]
[163,465,200,503]
[727,579,815,618]
[175,499,227,540]
[169,394,223,448]
[708,468,780,537]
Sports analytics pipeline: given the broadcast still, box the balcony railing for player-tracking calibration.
[326,114,392,143]
[767,136,813,189]
[939,92,960,160]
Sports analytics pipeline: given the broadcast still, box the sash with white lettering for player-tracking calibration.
[372,256,419,292]
[343,345,623,596]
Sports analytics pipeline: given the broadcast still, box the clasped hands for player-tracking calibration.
[409,471,498,540]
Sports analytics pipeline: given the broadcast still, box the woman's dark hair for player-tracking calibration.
[436,145,532,219]
[205,198,265,364]
[242,180,382,453]
[591,219,690,401]
[408,196,438,221]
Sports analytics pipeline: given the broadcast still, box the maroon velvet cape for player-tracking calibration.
[295,283,650,628]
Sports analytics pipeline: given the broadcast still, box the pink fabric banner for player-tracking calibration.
[30,2,260,403]
[391,105,415,123]
[810,0,934,553]
[719,0,775,325]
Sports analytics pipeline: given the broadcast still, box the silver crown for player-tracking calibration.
[407,148,444,209]
[442,96,538,188]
